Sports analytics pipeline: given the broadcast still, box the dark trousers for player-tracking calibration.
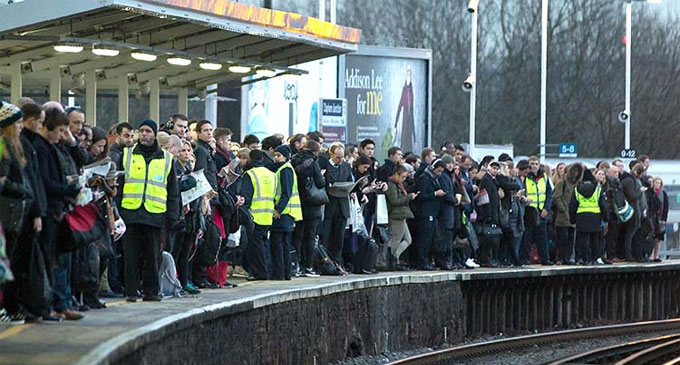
[107,240,124,293]
[522,220,549,263]
[415,217,435,269]
[500,230,515,264]
[576,231,601,263]
[322,216,347,263]
[122,224,161,297]
[606,218,622,259]
[3,223,32,315]
[291,222,304,268]
[621,213,640,260]
[435,227,453,268]
[245,223,269,279]
[171,229,192,286]
[556,226,575,263]
[301,216,321,270]
[270,230,291,279]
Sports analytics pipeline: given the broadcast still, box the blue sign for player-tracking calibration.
[620,149,637,159]
[559,143,578,158]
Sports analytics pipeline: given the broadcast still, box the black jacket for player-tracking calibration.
[620,172,641,207]
[415,167,442,219]
[116,143,180,229]
[324,160,353,220]
[569,182,608,232]
[174,159,197,224]
[291,149,325,218]
[21,129,47,219]
[109,142,124,167]
[193,139,218,191]
[271,161,295,232]
[33,134,76,215]
[437,169,458,229]
[377,159,397,183]
[475,172,500,225]
[0,138,34,222]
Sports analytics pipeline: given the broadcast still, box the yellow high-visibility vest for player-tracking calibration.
[575,185,601,214]
[122,146,173,213]
[526,176,547,210]
[275,162,303,222]
[246,166,277,226]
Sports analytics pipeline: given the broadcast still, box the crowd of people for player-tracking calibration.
[0,98,670,326]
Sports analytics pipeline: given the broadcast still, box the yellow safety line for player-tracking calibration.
[0,324,34,340]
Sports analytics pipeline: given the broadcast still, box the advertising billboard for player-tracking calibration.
[340,46,432,161]
[240,57,338,141]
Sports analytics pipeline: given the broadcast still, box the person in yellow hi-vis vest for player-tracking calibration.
[522,156,554,266]
[269,145,302,280]
[242,149,277,281]
[116,119,180,302]
[569,168,608,265]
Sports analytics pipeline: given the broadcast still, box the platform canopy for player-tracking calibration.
[0,0,361,123]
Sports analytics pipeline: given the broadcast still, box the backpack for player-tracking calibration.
[353,236,378,273]
[160,251,182,297]
[313,243,346,276]
[196,217,222,267]
[71,241,100,293]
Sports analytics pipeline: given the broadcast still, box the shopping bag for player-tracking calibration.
[376,194,389,225]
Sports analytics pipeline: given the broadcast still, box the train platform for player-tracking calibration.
[1,261,679,365]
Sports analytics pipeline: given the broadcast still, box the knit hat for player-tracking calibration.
[0,100,23,128]
[582,168,596,183]
[440,154,454,165]
[433,159,447,170]
[138,119,158,135]
[274,144,291,159]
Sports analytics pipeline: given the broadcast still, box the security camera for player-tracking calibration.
[462,74,475,92]
[468,0,479,13]
[618,110,629,123]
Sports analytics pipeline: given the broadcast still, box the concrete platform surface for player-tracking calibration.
[1,261,679,365]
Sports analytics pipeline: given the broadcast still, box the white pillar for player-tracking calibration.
[10,62,22,104]
[149,78,160,122]
[468,5,478,159]
[178,88,188,116]
[118,77,129,123]
[85,70,97,126]
[204,84,217,124]
[49,68,61,103]
[625,1,632,150]
[540,0,549,163]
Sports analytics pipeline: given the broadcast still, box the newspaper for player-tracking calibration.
[327,175,369,198]
[181,169,213,205]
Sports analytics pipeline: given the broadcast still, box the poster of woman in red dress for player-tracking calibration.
[394,66,416,153]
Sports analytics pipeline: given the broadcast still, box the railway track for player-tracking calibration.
[387,318,680,365]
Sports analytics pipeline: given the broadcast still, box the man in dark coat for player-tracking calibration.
[414,160,446,270]
[436,154,458,269]
[193,120,218,192]
[322,144,353,263]
[619,162,644,261]
[377,146,403,183]
[475,161,502,267]
[109,122,134,164]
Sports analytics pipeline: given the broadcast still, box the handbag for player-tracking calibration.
[524,206,540,228]
[0,196,26,234]
[376,194,389,225]
[475,222,503,237]
[305,177,329,206]
[615,200,634,223]
[475,189,490,206]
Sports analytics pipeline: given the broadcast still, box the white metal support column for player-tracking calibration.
[540,0,549,163]
[204,84,217,124]
[625,1,632,150]
[85,70,97,125]
[49,68,61,103]
[10,62,22,104]
[468,5,478,159]
[149,78,160,122]
[118,77,129,123]
[178,88,188,116]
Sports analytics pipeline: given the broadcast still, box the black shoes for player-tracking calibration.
[142,295,162,302]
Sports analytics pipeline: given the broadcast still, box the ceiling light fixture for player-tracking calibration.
[131,51,157,62]
[167,57,191,66]
[91,45,120,57]
[255,68,277,78]
[54,42,84,53]
[228,65,251,74]
[199,62,223,71]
